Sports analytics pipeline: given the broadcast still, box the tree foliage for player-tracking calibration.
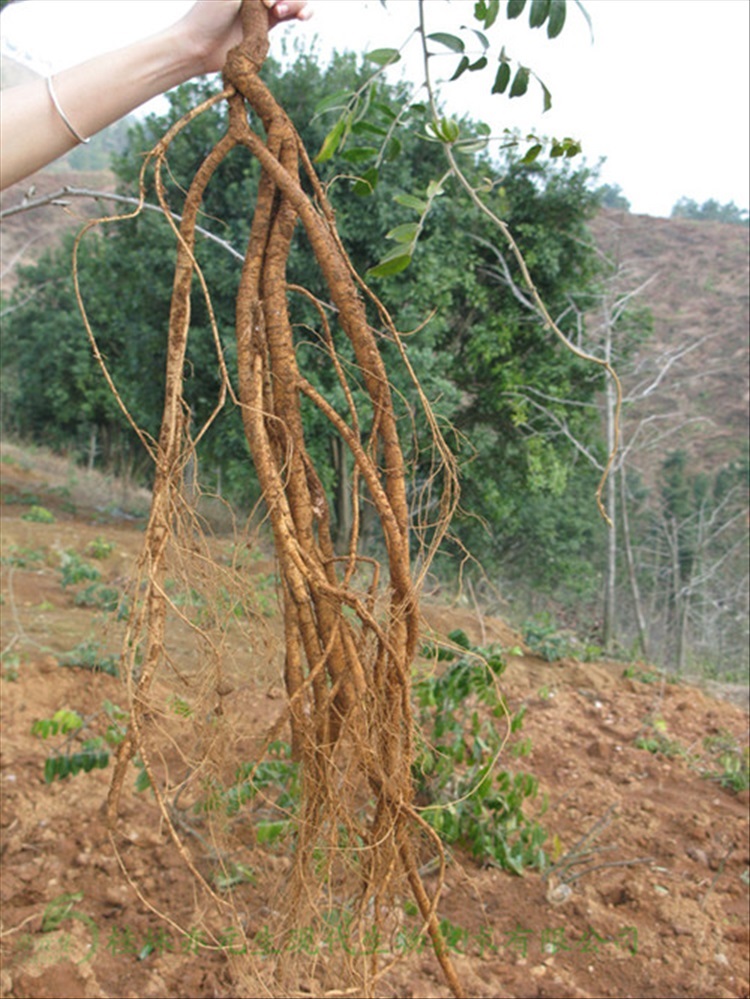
[2,45,604,594]
[596,183,631,212]
[671,197,749,226]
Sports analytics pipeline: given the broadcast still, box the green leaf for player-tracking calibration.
[471,28,490,50]
[456,138,490,155]
[550,136,580,158]
[511,705,527,732]
[365,48,401,66]
[426,177,446,199]
[509,66,530,98]
[428,32,465,53]
[256,820,288,845]
[314,118,346,163]
[469,56,489,72]
[367,252,413,279]
[384,136,402,161]
[521,143,543,164]
[433,118,460,143]
[474,0,501,28]
[44,756,57,784]
[540,79,553,112]
[351,121,388,138]
[394,193,429,213]
[135,766,151,793]
[379,243,418,265]
[353,166,379,196]
[485,0,501,28]
[449,56,471,82]
[372,100,398,121]
[492,61,511,94]
[529,0,551,27]
[341,146,378,163]
[386,222,419,243]
[507,0,527,19]
[448,629,471,649]
[460,135,490,153]
[313,89,353,115]
[547,0,566,37]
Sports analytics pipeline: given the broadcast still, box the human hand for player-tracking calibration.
[178,0,312,76]
[264,0,313,29]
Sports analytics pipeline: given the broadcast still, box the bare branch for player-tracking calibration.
[504,389,605,471]
[0,186,245,263]
[631,332,723,400]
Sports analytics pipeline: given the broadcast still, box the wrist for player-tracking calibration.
[157,20,212,87]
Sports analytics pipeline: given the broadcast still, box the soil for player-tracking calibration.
[1,443,748,999]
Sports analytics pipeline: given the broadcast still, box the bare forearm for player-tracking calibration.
[1,29,202,188]
[0,0,310,191]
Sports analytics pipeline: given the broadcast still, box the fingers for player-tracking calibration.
[263,0,313,26]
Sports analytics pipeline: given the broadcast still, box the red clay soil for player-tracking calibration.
[1,448,748,999]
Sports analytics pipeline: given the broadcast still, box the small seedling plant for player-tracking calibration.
[701,732,750,793]
[633,717,686,759]
[58,641,120,677]
[20,505,55,523]
[523,616,570,662]
[31,701,127,783]
[197,740,301,853]
[413,630,547,874]
[58,547,127,617]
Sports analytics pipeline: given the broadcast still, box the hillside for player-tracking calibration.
[0,168,117,293]
[0,442,748,999]
[590,210,749,479]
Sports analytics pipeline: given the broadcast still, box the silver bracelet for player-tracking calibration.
[46,75,90,145]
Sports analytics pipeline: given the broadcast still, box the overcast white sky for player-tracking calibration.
[1,0,748,218]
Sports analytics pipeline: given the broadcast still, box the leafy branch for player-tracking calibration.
[412,0,620,523]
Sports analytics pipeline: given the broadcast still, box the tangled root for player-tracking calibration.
[96,3,463,996]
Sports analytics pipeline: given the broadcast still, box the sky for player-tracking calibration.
[1,0,748,218]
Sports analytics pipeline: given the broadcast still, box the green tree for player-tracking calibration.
[2,43,605,594]
[671,197,749,226]
[596,183,631,212]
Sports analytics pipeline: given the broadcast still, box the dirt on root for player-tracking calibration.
[1,445,748,999]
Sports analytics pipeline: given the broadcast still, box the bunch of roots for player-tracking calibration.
[73,2,466,996]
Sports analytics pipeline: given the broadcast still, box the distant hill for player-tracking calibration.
[0,167,118,294]
[590,209,749,482]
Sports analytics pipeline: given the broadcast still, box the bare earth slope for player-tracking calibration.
[1,446,748,999]
[589,210,749,479]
